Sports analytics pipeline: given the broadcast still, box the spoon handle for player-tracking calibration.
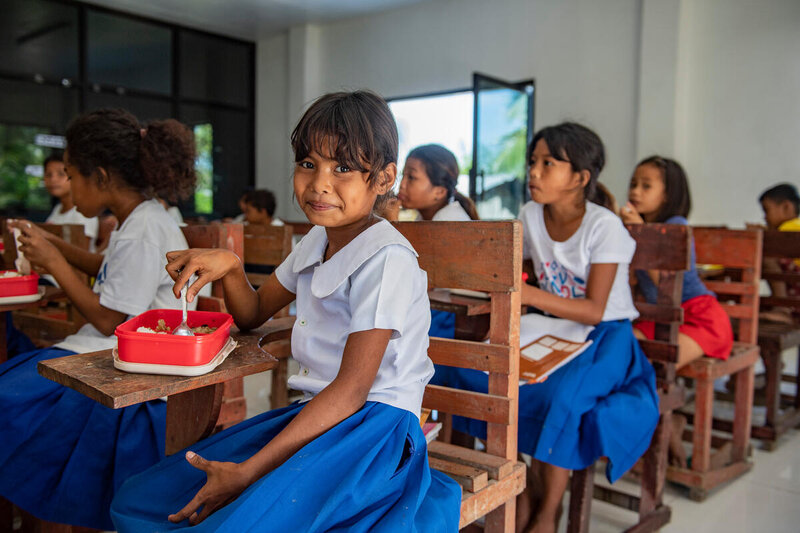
[182,287,188,323]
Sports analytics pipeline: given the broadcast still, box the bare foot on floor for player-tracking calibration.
[669,413,688,468]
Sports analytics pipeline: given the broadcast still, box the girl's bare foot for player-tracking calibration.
[669,413,688,468]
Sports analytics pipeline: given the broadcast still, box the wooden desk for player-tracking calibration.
[428,289,491,341]
[0,286,66,362]
[38,318,291,454]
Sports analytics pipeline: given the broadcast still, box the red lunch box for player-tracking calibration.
[115,309,234,366]
[0,271,40,297]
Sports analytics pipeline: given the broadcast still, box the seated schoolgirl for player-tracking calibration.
[398,144,479,338]
[398,143,479,221]
[110,91,461,532]
[436,123,659,533]
[0,109,196,529]
[43,151,100,250]
[621,156,733,467]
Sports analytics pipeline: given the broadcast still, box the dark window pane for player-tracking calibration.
[87,10,172,95]
[0,0,79,82]
[85,93,173,123]
[180,32,251,106]
[0,79,79,132]
[180,104,251,216]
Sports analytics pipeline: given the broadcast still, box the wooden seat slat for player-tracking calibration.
[634,302,684,323]
[429,457,489,493]
[427,441,513,480]
[703,281,759,296]
[428,338,510,373]
[636,339,679,363]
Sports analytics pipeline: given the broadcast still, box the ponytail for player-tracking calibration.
[454,191,480,220]
[65,109,196,204]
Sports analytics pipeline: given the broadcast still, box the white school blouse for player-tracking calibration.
[519,201,638,322]
[275,219,433,417]
[46,204,100,242]
[56,199,192,354]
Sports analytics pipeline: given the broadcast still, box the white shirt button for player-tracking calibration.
[299,318,307,326]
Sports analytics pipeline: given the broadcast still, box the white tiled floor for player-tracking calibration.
[244,360,800,533]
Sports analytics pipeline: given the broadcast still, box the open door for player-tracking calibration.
[470,73,534,219]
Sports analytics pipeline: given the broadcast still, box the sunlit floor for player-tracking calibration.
[241,356,800,533]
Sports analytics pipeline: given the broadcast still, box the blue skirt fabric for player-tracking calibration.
[4,311,36,358]
[112,401,461,533]
[434,320,659,483]
[0,347,167,529]
[429,309,456,338]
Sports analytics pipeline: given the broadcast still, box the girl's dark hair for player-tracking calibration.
[407,144,479,220]
[43,151,63,168]
[636,155,691,221]
[290,91,397,211]
[760,183,800,216]
[65,108,196,203]
[529,122,605,202]
[244,189,277,216]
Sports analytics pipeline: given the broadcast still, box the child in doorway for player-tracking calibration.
[0,109,197,529]
[110,91,461,532]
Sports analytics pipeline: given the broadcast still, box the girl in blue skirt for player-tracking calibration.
[438,123,659,533]
[0,109,197,529]
[110,91,461,532]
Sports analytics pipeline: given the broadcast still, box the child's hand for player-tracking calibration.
[8,220,65,272]
[620,202,645,224]
[166,248,241,302]
[168,451,252,526]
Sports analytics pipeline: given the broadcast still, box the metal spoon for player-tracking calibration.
[173,286,194,336]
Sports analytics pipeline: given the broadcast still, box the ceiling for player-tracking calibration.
[81,0,434,41]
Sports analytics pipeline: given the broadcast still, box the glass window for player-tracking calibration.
[85,92,173,123]
[180,104,251,216]
[0,123,58,217]
[87,10,172,95]
[180,32,251,106]
[0,0,79,82]
[0,79,79,132]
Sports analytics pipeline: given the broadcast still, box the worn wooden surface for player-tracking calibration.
[567,223,690,533]
[669,228,762,496]
[405,221,523,532]
[428,289,493,316]
[37,318,292,409]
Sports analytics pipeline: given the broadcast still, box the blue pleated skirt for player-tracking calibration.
[433,319,659,482]
[112,401,461,533]
[429,309,456,339]
[0,347,167,529]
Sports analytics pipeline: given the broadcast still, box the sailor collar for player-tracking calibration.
[291,219,418,298]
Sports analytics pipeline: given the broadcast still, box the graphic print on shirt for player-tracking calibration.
[539,260,586,299]
[95,262,108,288]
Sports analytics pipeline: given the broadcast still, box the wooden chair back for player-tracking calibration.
[628,224,692,387]
[693,228,762,344]
[284,221,313,237]
[394,220,524,531]
[181,223,244,301]
[759,229,800,311]
[242,225,293,287]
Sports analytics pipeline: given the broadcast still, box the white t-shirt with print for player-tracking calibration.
[275,220,433,417]
[56,199,193,353]
[520,201,638,322]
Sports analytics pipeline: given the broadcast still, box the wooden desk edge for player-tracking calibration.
[36,320,293,410]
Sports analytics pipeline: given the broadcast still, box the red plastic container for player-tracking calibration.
[0,271,40,297]
[115,309,233,366]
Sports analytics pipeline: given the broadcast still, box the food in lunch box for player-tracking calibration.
[191,324,218,334]
[0,271,22,278]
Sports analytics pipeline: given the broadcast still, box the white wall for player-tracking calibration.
[256,0,800,226]
[674,0,800,227]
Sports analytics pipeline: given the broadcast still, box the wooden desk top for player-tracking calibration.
[429,289,492,316]
[38,317,293,410]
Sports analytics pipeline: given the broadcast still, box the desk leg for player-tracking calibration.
[165,384,224,456]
